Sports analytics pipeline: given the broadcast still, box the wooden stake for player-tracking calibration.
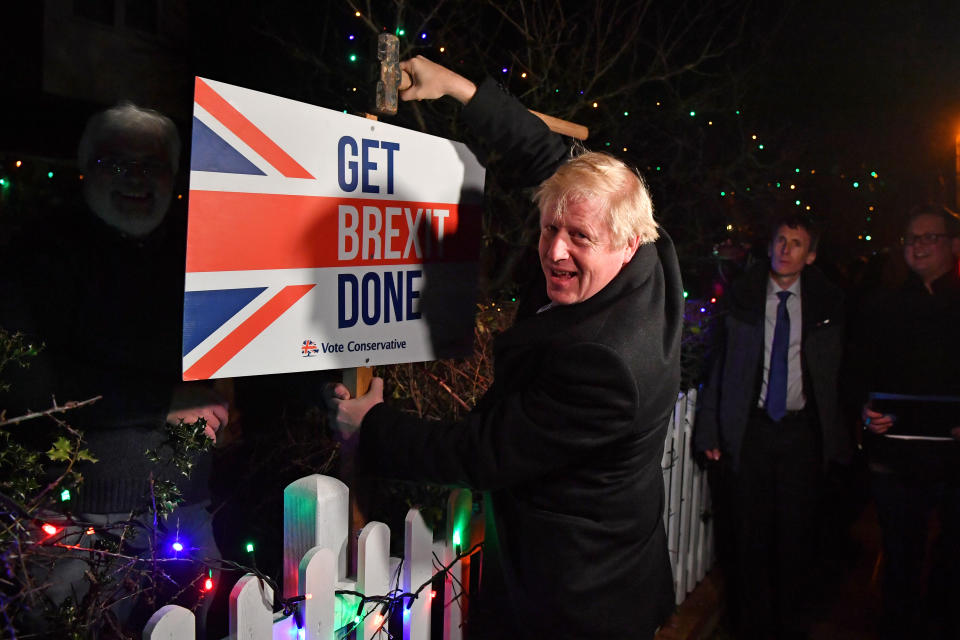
[342,364,373,577]
[342,366,373,398]
[342,116,383,577]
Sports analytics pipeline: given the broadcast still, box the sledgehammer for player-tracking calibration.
[376,33,589,140]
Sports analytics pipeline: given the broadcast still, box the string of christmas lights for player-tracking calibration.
[331,14,890,250]
[23,503,483,638]
[335,540,483,638]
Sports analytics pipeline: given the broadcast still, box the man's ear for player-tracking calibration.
[805,250,817,266]
[951,236,960,257]
[623,236,641,264]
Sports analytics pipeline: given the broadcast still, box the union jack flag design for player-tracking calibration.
[301,340,319,357]
[182,77,485,380]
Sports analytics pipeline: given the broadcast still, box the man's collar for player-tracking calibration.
[767,273,802,297]
[924,267,960,294]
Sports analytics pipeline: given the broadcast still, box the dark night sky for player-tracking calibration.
[752,0,960,204]
[3,0,959,240]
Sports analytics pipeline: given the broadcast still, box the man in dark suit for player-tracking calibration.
[694,214,850,639]
[325,57,682,639]
[858,204,960,639]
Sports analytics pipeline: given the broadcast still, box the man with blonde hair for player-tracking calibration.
[327,57,681,639]
[534,150,660,247]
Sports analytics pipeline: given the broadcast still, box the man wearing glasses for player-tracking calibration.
[858,204,960,640]
[3,102,226,636]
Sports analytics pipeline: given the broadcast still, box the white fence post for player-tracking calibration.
[229,574,273,640]
[666,392,686,599]
[299,546,337,639]
[142,604,195,639]
[283,475,349,600]
[680,388,698,595]
[404,509,434,640]
[676,397,693,599]
[661,401,675,534]
[357,521,391,638]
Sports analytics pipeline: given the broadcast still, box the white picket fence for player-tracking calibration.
[662,388,715,603]
[144,389,713,638]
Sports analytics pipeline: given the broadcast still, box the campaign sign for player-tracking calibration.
[182,77,486,380]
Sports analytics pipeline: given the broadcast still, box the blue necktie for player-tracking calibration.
[766,290,790,422]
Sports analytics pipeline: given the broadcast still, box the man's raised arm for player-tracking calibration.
[398,57,569,188]
[399,55,477,104]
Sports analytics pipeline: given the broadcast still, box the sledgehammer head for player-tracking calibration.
[376,33,402,116]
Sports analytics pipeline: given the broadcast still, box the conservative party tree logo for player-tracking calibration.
[301,339,319,357]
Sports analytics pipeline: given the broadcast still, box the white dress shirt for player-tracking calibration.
[757,275,806,411]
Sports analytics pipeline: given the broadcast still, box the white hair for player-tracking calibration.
[77,101,180,172]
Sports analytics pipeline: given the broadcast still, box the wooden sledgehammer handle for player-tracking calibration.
[526,109,590,141]
[398,70,590,141]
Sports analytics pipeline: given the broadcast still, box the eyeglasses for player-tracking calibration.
[94,157,170,178]
[900,232,953,246]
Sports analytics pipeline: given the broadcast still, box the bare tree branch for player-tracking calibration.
[0,396,101,428]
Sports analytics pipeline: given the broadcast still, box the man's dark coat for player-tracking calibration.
[356,79,682,639]
[694,261,851,470]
